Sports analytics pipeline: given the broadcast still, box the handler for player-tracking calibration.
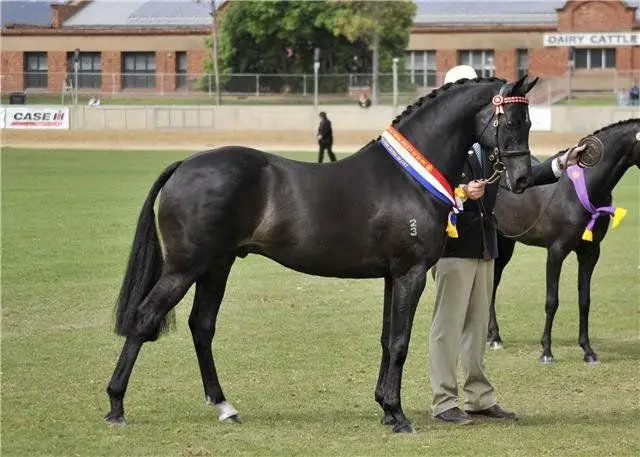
[429,65,586,425]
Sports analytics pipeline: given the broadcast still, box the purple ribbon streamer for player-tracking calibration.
[567,165,615,231]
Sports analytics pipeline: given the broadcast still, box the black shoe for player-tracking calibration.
[434,407,474,425]
[466,404,517,420]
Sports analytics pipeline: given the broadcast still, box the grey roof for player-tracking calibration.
[64,0,224,27]
[0,0,65,27]
[413,0,640,25]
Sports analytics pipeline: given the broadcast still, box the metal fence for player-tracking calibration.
[1,70,638,105]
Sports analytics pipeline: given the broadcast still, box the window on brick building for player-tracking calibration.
[517,49,528,79]
[459,50,495,78]
[574,48,616,70]
[66,52,101,89]
[176,52,188,89]
[122,52,156,89]
[24,52,48,89]
[404,51,436,87]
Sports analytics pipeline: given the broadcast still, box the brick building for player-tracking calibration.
[0,0,214,95]
[407,0,639,91]
[1,0,638,96]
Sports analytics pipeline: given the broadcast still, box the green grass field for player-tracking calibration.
[1,147,638,457]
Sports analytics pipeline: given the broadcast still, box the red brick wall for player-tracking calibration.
[435,50,457,84]
[156,50,176,92]
[188,50,207,74]
[47,51,67,92]
[495,49,517,80]
[529,47,569,78]
[101,51,121,93]
[1,51,23,93]
[558,0,634,32]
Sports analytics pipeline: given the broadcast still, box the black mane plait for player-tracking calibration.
[390,76,507,127]
[591,117,640,136]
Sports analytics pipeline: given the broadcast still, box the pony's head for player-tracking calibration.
[473,74,539,193]
[591,118,640,169]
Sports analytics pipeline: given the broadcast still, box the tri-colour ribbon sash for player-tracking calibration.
[379,126,462,237]
[567,165,627,242]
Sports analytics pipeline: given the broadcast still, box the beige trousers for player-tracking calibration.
[429,257,496,416]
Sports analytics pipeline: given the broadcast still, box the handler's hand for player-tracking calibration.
[463,180,485,200]
[559,143,587,168]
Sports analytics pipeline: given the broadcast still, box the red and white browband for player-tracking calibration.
[492,95,529,114]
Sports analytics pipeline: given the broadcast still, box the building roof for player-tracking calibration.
[0,0,65,27]
[413,0,639,26]
[63,0,226,27]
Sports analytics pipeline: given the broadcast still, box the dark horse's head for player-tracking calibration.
[392,75,538,194]
[472,75,539,193]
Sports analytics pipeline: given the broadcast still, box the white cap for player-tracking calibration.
[444,65,478,84]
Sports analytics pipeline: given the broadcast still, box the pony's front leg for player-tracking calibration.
[382,264,427,433]
[375,277,394,425]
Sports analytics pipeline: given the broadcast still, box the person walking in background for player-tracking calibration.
[629,83,639,106]
[317,111,336,163]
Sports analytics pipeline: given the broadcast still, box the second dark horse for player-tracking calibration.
[105,76,537,433]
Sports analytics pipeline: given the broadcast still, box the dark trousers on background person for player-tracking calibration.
[318,142,336,163]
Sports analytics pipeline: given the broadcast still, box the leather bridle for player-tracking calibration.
[477,84,531,184]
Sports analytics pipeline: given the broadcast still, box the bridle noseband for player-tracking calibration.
[478,84,531,184]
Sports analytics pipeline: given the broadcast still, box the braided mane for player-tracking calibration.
[591,118,640,136]
[390,76,507,127]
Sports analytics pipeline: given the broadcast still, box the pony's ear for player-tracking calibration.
[524,76,539,94]
[509,74,528,94]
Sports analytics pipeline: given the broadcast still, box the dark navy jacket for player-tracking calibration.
[442,146,559,260]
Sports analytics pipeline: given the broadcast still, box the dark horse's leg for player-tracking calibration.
[540,245,569,364]
[575,242,601,364]
[189,256,241,422]
[382,264,427,433]
[374,276,394,425]
[105,271,195,424]
[488,235,516,349]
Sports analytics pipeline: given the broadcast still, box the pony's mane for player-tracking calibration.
[554,118,640,156]
[359,77,508,151]
[591,117,640,136]
[390,76,507,127]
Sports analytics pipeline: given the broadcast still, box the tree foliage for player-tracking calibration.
[211,0,416,75]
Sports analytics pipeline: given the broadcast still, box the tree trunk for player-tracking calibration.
[371,33,379,106]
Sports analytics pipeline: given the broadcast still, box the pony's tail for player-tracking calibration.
[114,161,182,339]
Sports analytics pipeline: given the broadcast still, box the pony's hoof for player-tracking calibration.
[489,341,504,350]
[221,414,241,424]
[392,421,415,434]
[584,354,599,365]
[381,412,397,426]
[104,413,126,425]
[540,355,555,364]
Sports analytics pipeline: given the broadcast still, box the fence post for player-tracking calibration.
[208,74,212,96]
[112,73,116,96]
[256,74,260,97]
[303,74,307,97]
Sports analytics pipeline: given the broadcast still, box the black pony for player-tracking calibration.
[489,119,640,363]
[105,76,538,433]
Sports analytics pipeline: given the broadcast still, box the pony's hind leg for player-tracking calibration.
[576,242,601,364]
[105,270,196,424]
[188,257,241,423]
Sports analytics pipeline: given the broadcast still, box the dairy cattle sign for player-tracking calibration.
[544,32,640,47]
[2,107,69,129]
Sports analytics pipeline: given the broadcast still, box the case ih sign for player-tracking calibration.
[1,107,70,129]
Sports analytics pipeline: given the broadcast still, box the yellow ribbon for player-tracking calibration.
[612,207,627,229]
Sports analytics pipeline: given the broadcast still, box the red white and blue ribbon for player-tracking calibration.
[379,126,463,237]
